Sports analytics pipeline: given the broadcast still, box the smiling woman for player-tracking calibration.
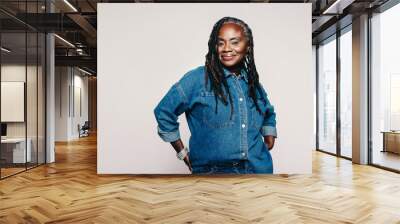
[153,17,277,174]
[217,22,249,68]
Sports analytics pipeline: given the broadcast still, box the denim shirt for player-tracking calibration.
[154,66,277,172]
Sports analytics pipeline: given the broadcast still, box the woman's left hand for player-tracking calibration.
[184,155,192,172]
[264,136,275,150]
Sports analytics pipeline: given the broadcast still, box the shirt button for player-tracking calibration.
[242,124,246,128]
[239,98,243,101]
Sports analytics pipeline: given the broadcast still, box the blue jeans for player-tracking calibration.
[191,160,273,174]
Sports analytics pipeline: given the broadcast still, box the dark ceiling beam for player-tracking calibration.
[86,0,97,12]
[312,14,352,44]
[0,8,38,31]
[12,13,83,32]
[67,13,97,39]
[312,0,356,34]
[55,55,96,69]
[312,15,335,33]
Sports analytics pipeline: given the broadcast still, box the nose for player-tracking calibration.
[222,43,233,52]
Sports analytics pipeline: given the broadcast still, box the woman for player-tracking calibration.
[154,17,277,174]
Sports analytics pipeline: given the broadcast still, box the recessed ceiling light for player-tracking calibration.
[78,67,93,76]
[63,0,78,12]
[54,34,75,48]
[322,0,354,15]
[1,47,11,53]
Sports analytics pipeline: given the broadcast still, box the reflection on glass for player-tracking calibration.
[27,31,38,169]
[340,29,352,158]
[371,3,400,171]
[38,33,46,165]
[318,37,337,154]
[0,1,46,179]
[1,32,27,177]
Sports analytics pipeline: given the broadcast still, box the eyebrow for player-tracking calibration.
[217,37,241,41]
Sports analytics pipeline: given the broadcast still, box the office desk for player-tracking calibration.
[382,131,400,154]
[1,138,32,163]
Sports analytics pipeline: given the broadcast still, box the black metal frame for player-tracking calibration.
[336,28,341,157]
[315,23,353,162]
[316,45,319,151]
[0,0,47,180]
[0,20,2,179]
[367,11,373,166]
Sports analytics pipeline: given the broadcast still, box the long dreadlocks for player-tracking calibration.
[205,17,265,119]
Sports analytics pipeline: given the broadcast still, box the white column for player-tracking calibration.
[46,33,55,163]
[46,1,55,163]
[352,14,369,164]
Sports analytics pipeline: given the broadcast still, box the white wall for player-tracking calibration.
[98,3,313,174]
[55,67,89,141]
[1,65,40,138]
[72,72,89,138]
[1,64,46,163]
[55,66,69,141]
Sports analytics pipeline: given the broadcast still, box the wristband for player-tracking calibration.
[176,146,189,160]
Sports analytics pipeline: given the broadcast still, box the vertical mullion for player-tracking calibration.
[72,68,75,118]
[0,24,2,179]
[367,11,373,165]
[316,45,320,150]
[36,0,39,167]
[25,0,28,171]
[67,70,71,117]
[336,31,341,157]
[44,0,47,164]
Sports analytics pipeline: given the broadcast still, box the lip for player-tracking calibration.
[221,55,236,61]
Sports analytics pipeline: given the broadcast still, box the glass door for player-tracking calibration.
[317,36,337,154]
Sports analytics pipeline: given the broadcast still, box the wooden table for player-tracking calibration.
[381,131,400,154]
[0,138,32,165]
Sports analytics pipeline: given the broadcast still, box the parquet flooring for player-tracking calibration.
[0,167,26,178]
[1,134,400,223]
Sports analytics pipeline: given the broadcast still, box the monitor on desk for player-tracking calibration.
[1,123,7,138]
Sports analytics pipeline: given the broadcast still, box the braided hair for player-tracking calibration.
[205,17,264,119]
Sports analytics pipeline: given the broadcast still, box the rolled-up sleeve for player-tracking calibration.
[154,82,189,142]
[260,85,277,138]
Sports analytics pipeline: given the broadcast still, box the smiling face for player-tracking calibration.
[217,23,249,70]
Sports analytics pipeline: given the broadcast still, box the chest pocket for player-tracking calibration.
[249,97,267,129]
[201,91,235,128]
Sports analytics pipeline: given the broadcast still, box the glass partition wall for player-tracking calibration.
[317,35,337,155]
[370,3,400,171]
[317,26,353,159]
[0,2,46,179]
[339,28,352,159]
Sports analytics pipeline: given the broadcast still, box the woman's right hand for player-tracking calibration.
[170,139,192,171]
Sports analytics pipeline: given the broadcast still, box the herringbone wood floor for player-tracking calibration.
[1,134,400,224]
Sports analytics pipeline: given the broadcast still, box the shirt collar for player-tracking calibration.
[222,67,249,83]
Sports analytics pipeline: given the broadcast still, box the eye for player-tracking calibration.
[217,41,224,46]
[231,41,239,45]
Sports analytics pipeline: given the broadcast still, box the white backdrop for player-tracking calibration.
[98,3,313,174]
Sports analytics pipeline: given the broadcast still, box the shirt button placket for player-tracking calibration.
[240,98,247,159]
[234,76,248,160]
